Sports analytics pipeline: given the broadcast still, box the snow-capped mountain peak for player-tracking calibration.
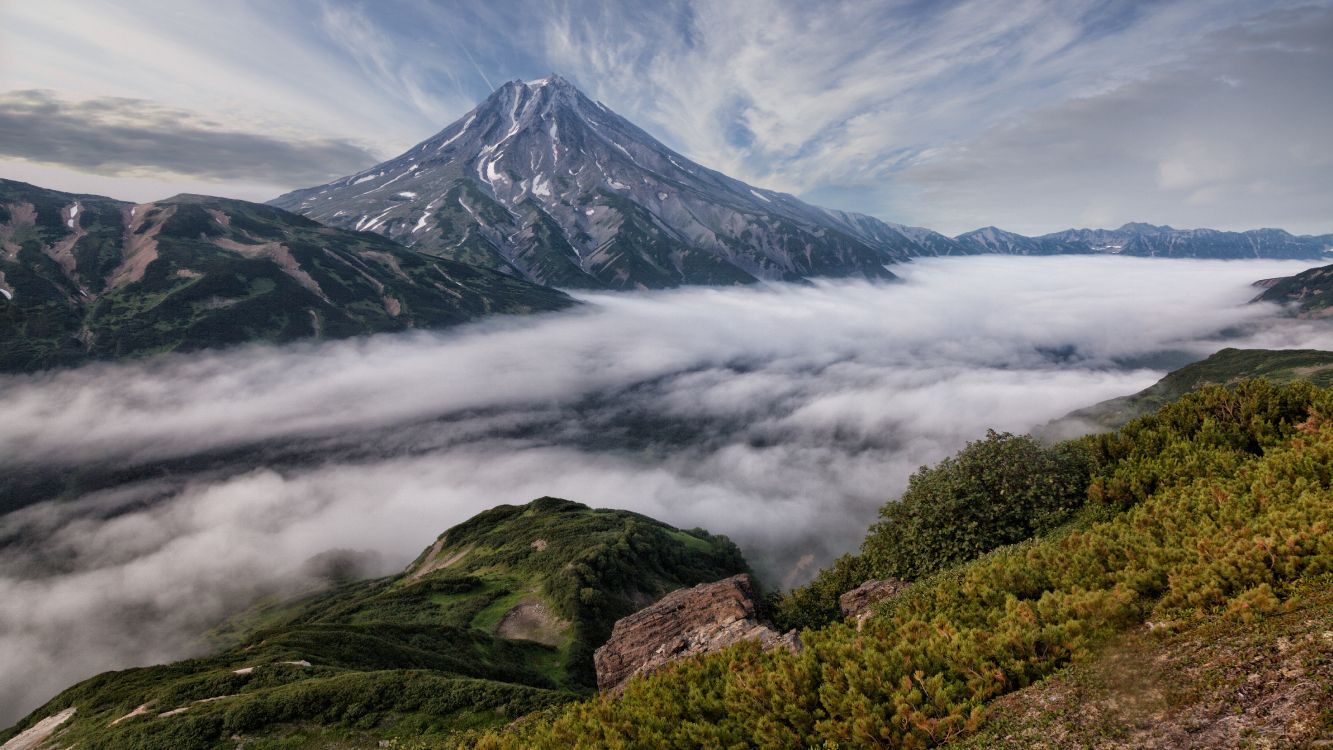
[272,76,963,288]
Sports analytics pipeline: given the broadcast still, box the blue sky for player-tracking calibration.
[1,0,1330,235]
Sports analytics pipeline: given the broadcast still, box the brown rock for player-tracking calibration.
[593,574,800,693]
[839,578,910,624]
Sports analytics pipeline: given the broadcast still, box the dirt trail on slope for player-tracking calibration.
[1,707,75,750]
[409,538,473,580]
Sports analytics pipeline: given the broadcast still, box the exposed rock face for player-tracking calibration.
[593,574,799,693]
[840,578,911,625]
[271,76,968,290]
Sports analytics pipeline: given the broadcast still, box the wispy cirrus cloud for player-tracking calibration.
[541,0,1333,233]
[894,4,1333,235]
[1,0,1330,231]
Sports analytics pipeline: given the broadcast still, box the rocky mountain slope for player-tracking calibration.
[270,76,1330,287]
[592,574,798,694]
[956,222,1333,259]
[0,179,572,373]
[0,497,747,749]
[271,76,964,289]
[1251,261,1333,317]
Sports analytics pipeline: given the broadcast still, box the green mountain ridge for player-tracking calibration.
[0,179,573,373]
[1061,347,1333,429]
[1252,261,1333,318]
[0,497,747,749]
[8,367,1333,748]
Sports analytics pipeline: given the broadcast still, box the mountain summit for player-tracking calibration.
[271,76,962,288]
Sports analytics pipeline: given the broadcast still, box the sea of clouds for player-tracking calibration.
[2,255,1331,724]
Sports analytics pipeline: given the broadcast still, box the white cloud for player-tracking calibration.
[896,4,1333,234]
[2,256,1331,724]
[544,0,1326,234]
[3,0,1329,233]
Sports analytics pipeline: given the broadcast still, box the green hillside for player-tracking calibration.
[471,380,1333,749]
[1252,262,1333,317]
[8,381,1333,749]
[0,498,746,749]
[1062,347,1333,429]
[0,179,573,373]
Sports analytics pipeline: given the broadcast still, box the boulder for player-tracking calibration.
[839,578,910,625]
[593,574,799,693]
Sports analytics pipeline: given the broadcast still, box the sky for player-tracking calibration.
[1,1,1331,234]
[2,255,1330,724]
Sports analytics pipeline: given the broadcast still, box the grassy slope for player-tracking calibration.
[950,576,1333,748]
[1063,347,1333,430]
[0,497,747,749]
[0,179,573,373]
[470,381,1333,749]
[1253,262,1333,318]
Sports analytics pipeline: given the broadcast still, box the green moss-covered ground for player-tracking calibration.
[0,498,746,749]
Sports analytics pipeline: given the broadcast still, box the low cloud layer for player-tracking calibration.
[0,90,380,185]
[2,256,1331,725]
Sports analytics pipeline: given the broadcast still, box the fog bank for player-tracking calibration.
[1,256,1330,725]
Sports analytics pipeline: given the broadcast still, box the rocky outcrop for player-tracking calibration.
[593,574,800,693]
[840,578,910,625]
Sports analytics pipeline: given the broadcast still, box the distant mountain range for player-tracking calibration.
[0,179,571,372]
[272,76,1332,289]
[957,223,1333,259]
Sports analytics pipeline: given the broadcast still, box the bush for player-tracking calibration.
[861,431,1089,582]
[777,432,1089,631]
[771,554,868,632]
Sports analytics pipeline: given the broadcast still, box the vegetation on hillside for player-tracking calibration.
[950,574,1333,749]
[0,498,746,749]
[0,179,573,373]
[775,432,1090,631]
[1252,262,1333,318]
[7,374,1333,749]
[471,380,1333,749]
[1061,347,1333,429]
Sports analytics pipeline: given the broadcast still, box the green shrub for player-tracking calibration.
[861,431,1090,582]
[778,431,1089,630]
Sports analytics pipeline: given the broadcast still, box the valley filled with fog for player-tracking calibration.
[1,255,1331,723]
